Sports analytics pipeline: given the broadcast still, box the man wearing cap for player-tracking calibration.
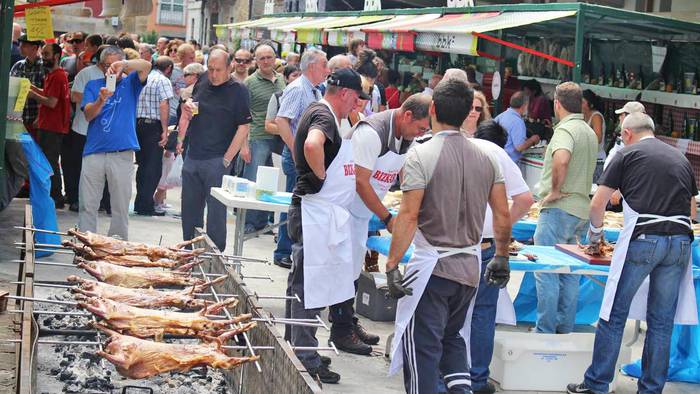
[10,34,45,139]
[286,68,369,384]
[329,93,432,356]
[604,101,646,210]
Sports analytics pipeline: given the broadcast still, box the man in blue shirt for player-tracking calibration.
[496,92,540,163]
[80,46,152,240]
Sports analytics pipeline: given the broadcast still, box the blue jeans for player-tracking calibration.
[241,138,274,230]
[583,235,691,394]
[534,208,588,333]
[470,245,497,390]
[274,146,296,260]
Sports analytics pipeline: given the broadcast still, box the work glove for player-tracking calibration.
[587,223,604,246]
[484,255,510,288]
[386,267,418,299]
[295,172,325,196]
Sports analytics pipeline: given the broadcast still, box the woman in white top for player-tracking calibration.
[583,89,606,181]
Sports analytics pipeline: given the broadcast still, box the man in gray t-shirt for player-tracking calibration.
[386,79,512,393]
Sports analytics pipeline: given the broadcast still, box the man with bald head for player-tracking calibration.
[176,49,252,251]
[318,54,351,96]
[241,43,287,235]
[232,48,252,83]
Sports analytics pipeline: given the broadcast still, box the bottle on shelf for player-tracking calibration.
[683,112,690,139]
[638,65,645,90]
[690,115,698,141]
[608,63,616,87]
[619,64,627,88]
[671,111,681,138]
[693,69,698,95]
[693,117,700,141]
[599,62,606,86]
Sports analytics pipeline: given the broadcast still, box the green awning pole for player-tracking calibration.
[0,0,17,201]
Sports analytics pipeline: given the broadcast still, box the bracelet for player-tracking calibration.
[382,212,393,226]
[589,223,603,234]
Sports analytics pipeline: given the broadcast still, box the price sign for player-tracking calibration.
[14,79,31,113]
[25,6,54,42]
[415,33,477,56]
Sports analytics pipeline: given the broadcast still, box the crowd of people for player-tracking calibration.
[8,25,697,394]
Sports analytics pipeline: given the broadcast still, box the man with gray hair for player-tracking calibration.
[286,51,300,67]
[80,46,152,239]
[496,91,540,163]
[332,94,432,355]
[568,112,698,394]
[272,48,329,268]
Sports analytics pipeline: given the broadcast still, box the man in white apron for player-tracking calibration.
[285,68,369,384]
[568,113,698,394]
[385,78,512,394]
[324,94,432,355]
[469,120,534,394]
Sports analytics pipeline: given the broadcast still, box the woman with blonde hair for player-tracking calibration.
[463,90,491,136]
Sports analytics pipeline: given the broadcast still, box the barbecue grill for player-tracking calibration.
[8,204,326,393]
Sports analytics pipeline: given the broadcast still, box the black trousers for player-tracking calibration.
[37,129,64,201]
[61,129,86,204]
[328,280,359,337]
[134,120,163,213]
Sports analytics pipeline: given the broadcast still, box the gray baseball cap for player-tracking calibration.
[615,101,646,115]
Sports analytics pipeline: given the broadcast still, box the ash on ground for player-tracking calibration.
[36,294,230,393]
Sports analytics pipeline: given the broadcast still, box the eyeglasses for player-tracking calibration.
[69,39,84,44]
[472,106,483,113]
[235,58,252,64]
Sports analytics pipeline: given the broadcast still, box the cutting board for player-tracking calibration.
[555,244,612,266]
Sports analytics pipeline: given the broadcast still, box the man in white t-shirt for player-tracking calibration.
[64,47,108,212]
[469,120,535,394]
[331,94,432,355]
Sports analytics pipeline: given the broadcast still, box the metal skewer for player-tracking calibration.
[253,292,302,303]
[14,226,68,236]
[239,274,274,282]
[15,246,75,255]
[5,295,77,306]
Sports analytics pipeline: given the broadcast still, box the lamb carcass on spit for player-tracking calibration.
[76,259,208,288]
[63,243,202,270]
[68,275,226,310]
[94,323,259,379]
[79,297,254,339]
[65,229,205,261]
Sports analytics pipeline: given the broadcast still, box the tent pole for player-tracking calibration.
[0,0,16,202]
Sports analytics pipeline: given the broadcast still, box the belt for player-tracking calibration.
[137,118,159,124]
[105,149,132,153]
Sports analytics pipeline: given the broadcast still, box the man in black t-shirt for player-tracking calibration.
[286,68,369,384]
[568,113,698,394]
[176,49,252,251]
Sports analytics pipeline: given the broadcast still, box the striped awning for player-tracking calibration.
[354,14,442,52]
[295,15,394,45]
[233,17,302,41]
[268,17,340,43]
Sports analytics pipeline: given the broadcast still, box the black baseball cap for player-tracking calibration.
[327,68,371,100]
[18,34,44,46]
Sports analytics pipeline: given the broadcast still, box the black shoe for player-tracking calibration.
[473,381,496,394]
[567,383,594,394]
[353,322,380,346]
[273,257,292,269]
[54,199,65,209]
[320,355,331,366]
[69,202,79,212]
[136,210,166,217]
[308,364,340,384]
[330,332,372,355]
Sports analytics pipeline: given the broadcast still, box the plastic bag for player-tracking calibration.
[164,155,183,187]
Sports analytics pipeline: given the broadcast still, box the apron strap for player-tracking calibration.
[436,245,481,259]
[636,214,692,229]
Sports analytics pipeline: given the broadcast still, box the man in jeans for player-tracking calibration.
[176,49,251,252]
[134,56,174,216]
[242,43,286,234]
[81,47,152,239]
[535,82,598,334]
[28,43,71,208]
[568,113,698,394]
[274,48,329,268]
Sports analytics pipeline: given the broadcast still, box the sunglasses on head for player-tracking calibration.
[235,58,252,64]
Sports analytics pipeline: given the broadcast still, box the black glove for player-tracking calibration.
[484,255,510,288]
[295,172,325,196]
[386,266,413,299]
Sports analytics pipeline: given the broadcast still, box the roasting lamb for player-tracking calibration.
[66,229,205,261]
[76,259,207,288]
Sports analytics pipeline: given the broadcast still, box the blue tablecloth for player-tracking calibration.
[512,219,622,242]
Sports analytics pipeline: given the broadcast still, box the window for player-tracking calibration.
[158,0,184,26]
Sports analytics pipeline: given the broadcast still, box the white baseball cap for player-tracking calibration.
[614,101,646,115]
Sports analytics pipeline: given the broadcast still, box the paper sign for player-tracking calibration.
[14,78,31,113]
[25,6,54,42]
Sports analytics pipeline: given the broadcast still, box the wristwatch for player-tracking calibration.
[382,212,393,226]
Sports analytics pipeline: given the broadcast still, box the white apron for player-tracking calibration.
[599,199,698,324]
[349,150,405,279]
[300,101,357,310]
[389,230,482,375]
